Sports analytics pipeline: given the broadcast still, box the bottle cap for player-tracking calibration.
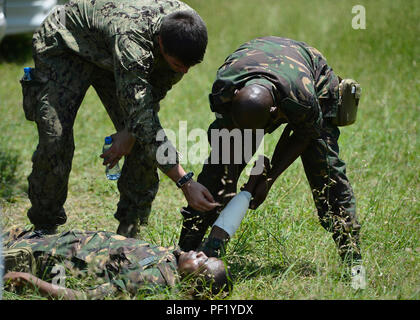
[104,136,112,144]
[24,67,32,73]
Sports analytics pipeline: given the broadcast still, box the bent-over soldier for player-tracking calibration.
[2,226,232,299]
[179,36,362,266]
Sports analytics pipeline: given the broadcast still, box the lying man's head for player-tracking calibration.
[159,10,208,73]
[177,250,233,297]
[231,84,274,130]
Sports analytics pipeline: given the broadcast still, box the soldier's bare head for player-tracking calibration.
[178,250,233,297]
[159,10,208,71]
[231,84,273,129]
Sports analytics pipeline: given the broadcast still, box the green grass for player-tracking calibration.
[1,0,419,300]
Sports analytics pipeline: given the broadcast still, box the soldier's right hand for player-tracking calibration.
[181,180,221,212]
[249,178,272,210]
[100,128,136,168]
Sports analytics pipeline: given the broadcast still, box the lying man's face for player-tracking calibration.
[178,250,213,275]
[177,250,231,297]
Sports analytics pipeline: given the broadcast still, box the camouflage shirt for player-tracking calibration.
[33,0,197,172]
[4,227,179,298]
[209,36,340,138]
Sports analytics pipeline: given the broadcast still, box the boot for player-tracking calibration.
[199,237,228,258]
[116,220,139,238]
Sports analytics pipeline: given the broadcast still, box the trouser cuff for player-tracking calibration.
[114,205,151,225]
[178,207,218,251]
[27,207,67,228]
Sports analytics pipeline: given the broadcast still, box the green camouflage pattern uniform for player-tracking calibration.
[179,37,361,263]
[22,0,194,229]
[3,226,179,298]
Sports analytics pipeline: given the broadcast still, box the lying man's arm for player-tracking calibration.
[3,272,118,300]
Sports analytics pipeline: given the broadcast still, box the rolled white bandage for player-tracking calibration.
[213,191,252,238]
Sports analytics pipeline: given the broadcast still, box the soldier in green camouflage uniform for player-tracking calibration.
[2,226,231,299]
[22,0,217,236]
[179,36,362,265]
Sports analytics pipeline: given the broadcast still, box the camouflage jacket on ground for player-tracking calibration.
[209,36,339,138]
[33,0,196,172]
[3,227,179,298]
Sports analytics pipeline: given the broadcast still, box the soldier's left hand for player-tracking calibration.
[249,178,272,210]
[100,128,136,168]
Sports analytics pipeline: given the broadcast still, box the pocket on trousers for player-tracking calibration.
[20,71,46,121]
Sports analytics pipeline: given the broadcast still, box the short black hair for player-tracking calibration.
[159,10,208,67]
[231,84,273,129]
[193,259,234,298]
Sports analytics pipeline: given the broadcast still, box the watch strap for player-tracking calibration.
[176,172,194,188]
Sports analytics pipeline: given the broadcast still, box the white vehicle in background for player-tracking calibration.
[0,0,67,43]
[0,0,6,41]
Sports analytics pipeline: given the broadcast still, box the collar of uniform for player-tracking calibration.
[172,247,182,265]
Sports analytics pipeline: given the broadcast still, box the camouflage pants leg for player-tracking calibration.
[300,122,362,264]
[90,70,159,225]
[27,55,94,228]
[179,119,261,251]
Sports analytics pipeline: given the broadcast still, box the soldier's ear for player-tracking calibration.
[157,35,166,54]
[269,106,279,118]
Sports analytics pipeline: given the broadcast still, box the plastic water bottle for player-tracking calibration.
[103,136,121,180]
[23,67,33,81]
[351,264,367,290]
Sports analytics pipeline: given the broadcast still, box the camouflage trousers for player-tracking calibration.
[23,48,159,229]
[179,119,361,264]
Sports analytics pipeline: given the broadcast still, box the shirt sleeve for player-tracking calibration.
[113,34,179,173]
[279,96,322,139]
[276,75,322,140]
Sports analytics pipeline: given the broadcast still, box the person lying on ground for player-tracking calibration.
[2,226,232,299]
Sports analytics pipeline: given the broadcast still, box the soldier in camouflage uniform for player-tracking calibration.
[22,0,218,236]
[179,37,362,265]
[2,226,231,299]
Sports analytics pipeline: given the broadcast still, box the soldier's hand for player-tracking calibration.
[249,178,272,210]
[242,155,271,194]
[181,180,220,212]
[100,128,136,168]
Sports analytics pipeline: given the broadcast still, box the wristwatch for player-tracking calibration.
[176,172,194,188]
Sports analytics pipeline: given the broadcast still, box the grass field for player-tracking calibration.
[0,0,419,300]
